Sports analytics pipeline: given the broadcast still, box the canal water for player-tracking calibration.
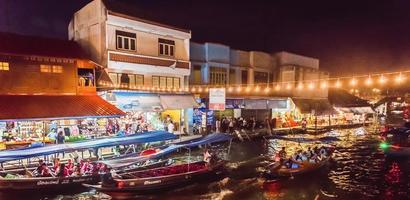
[2,128,409,200]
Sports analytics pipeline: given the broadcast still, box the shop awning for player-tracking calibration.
[268,99,288,109]
[226,99,244,109]
[0,95,125,121]
[335,106,374,114]
[109,92,163,112]
[292,98,337,115]
[160,94,198,109]
[244,99,268,109]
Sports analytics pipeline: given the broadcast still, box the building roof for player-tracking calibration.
[102,0,191,33]
[0,32,87,59]
[0,95,125,121]
[328,88,370,107]
[292,98,337,115]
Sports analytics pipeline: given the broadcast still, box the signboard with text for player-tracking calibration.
[209,88,226,110]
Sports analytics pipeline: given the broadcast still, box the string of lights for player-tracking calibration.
[97,70,410,93]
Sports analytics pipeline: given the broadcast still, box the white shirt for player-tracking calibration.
[168,123,175,133]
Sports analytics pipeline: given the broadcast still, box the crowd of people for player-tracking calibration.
[215,116,258,133]
[31,158,107,178]
[276,146,330,169]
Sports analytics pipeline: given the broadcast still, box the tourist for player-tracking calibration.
[56,163,68,177]
[34,159,44,175]
[53,158,60,172]
[71,164,82,177]
[278,147,287,163]
[305,147,313,158]
[250,117,256,132]
[319,146,328,157]
[301,118,307,130]
[40,163,53,177]
[203,148,212,164]
[215,118,221,133]
[228,118,234,133]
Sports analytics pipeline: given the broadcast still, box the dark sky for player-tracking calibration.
[1,0,410,76]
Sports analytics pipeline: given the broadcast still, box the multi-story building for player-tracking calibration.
[69,0,191,91]
[275,51,329,99]
[69,0,196,134]
[0,32,123,148]
[190,42,332,126]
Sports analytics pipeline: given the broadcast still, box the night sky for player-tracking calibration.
[1,0,410,76]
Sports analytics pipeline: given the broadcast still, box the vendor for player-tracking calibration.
[47,129,57,142]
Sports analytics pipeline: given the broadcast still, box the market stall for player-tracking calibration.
[0,95,125,150]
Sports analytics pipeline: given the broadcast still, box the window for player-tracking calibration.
[158,38,175,57]
[191,65,202,84]
[78,69,94,87]
[116,30,136,51]
[152,76,180,89]
[229,69,236,84]
[52,65,63,73]
[210,67,227,85]
[40,65,63,73]
[40,65,51,73]
[0,62,9,71]
[108,73,144,88]
[241,70,248,84]
[254,71,269,84]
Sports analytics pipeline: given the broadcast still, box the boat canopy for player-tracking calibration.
[0,131,176,163]
[100,133,232,169]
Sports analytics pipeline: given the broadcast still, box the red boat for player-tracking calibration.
[85,160,226,194]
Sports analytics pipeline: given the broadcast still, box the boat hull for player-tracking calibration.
[87,162,226,194]
[0,175,99,190]
[383,147,410,157]
[267,157,330,178]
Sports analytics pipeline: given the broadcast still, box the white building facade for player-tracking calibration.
[69,0,191,90]
[68,0,196,134]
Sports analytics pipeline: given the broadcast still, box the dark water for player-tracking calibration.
[2,128,410,200]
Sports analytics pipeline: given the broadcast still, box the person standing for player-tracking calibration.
[228,118,234,133]
[215,118,221,133]
[167,121,175,133]
[265,117,272,136]
[56,131,65,144]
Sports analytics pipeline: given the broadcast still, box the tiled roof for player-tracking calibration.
[0,32,87,59]
[0,95,125,121]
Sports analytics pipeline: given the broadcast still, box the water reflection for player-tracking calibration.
[2,128,410,200]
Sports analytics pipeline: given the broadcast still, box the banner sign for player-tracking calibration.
[209,88,226,110]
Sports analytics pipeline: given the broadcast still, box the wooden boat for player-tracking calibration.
[0,131,178,190]
[268,157,331,177]
[85,160,226,194]
[382,145,410,157]
[0,173,100,190]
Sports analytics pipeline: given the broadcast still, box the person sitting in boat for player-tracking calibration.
[300,151,308,162]
[33,159,44,176]
[319,146,328,157]
[203,148,212,164]
[305,147,313,159]
[56,163,69,177]
[101,168,116,187]
[71,164,82,177]
[309,153,319,163]
[278,147,287,163]
[284,158,293,169]
[40,163,54,177]
[292,152,302,163]
[52,158,60,172]
[66,159,74,174]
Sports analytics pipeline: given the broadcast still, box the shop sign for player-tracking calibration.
[209,88,225,111]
